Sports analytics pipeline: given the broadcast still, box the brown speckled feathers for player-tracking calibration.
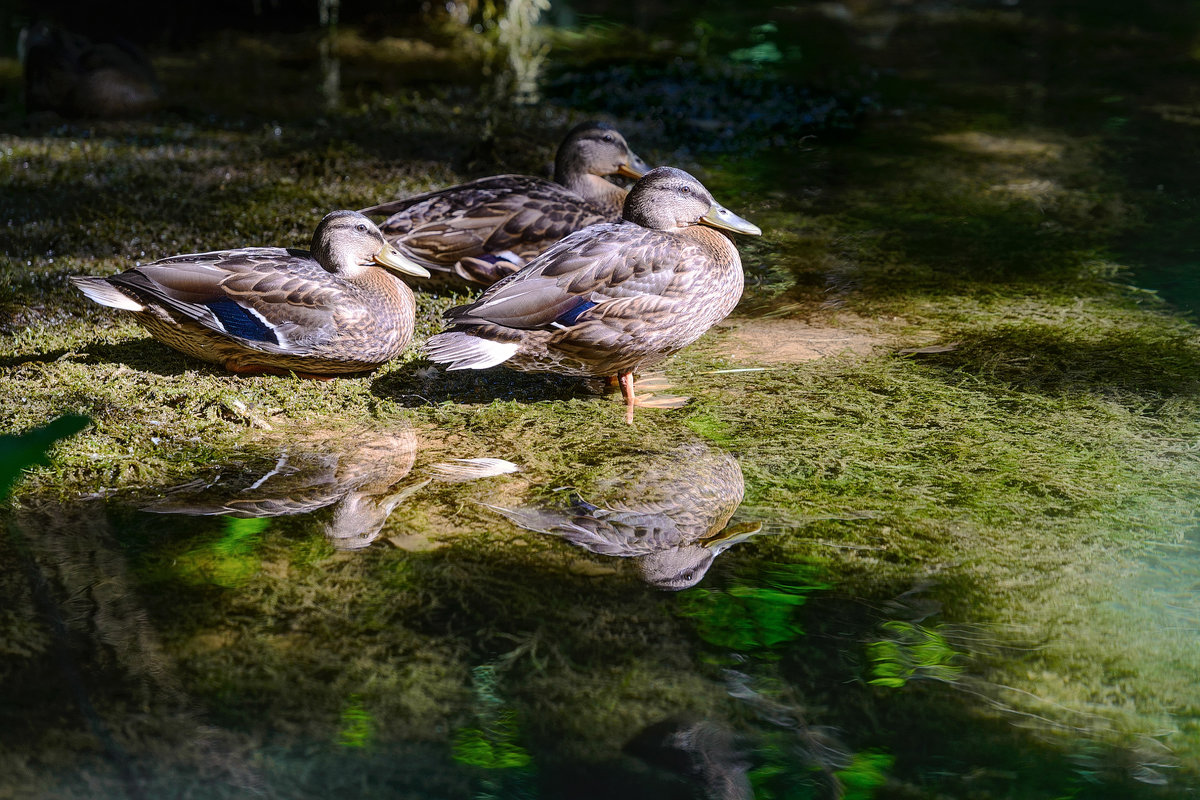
[71,211,428,375]
[422,167,762,421]
[361,121,649,288]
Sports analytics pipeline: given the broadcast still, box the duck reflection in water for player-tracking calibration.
[485,440,766,590]
[145,425,515,549]
[627,715,753,800]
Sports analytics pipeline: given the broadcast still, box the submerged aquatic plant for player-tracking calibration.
[728,23,788,65]
[171,516,270,589]
[677,563,829,654]
[452,664,536,798]
[746,723,894,799]
[336,693,374,749]
[836,750,894,800]
[867,621,964,689]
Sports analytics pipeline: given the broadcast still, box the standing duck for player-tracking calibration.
[422,166,762,423]
[71,210,430,377]
[359,121,650,288]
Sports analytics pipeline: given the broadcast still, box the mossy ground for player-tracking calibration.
[2,2,1200,797]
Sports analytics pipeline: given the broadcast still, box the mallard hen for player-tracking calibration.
[20,23,162,117]
[360,121,650,288]
[422,166,761,422]
[71,210,430,376]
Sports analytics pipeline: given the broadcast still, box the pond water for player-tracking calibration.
[5,416,1197,798]
[3,2,1200,799]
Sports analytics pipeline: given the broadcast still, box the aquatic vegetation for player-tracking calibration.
[676,563,828,654]
[336,694,374,749]
[728,23,789,66]
[867,621,965,689]
[170,516,269,588]
[452,665,536,800]
[836,750,894,800]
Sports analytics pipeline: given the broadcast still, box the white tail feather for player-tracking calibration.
[70,276,145,312]
[423,331,519,370]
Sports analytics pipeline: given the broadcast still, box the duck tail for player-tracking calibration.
[422,330,519,370]
[70,276,145,311]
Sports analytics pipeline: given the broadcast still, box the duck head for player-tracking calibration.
[311,210,431,280]
[555,120,651,183]
[622,166,762,236]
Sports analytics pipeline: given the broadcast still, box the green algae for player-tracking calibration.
[867,621,965,688]
[676,563,827,654]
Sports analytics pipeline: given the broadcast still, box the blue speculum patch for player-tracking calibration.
[206,299,279,345]
[555,299,597,327]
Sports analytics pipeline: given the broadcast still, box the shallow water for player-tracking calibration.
[3,418,1196,798]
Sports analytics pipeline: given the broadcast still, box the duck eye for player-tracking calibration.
[602,133,615,143]
[355,223,368,233]
[680,185,692,195]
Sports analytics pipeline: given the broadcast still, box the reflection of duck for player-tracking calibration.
[423,167,761,424]
[627,715,753,800]
[144,425,517,549]
[360,121,650,288]
[19,23,162,118]
[485,440,763,590]
[144,426,422,550]
[71,211,429,377]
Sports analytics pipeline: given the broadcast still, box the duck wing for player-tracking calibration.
[108,248,341,353]
[443,223,697,330]
[363,175,609,268]
[484,500,686,556]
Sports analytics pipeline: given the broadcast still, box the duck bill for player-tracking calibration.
[373,244,431,278]
[701,520,765,552]
[617,151,651,179]
[701,203,762,236]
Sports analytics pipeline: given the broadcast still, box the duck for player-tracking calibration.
[422,166,762,423]
[359,120,651,289]
[19,23,162,118]
[70,210,431,377]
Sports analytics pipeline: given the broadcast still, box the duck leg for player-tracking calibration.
[618,372,637,424]
[616,372,691,423]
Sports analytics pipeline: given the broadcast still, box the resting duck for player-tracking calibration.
[20,23,162,117]
[360,121,650,288]
[71,210,430,377]
[422,166,762,423]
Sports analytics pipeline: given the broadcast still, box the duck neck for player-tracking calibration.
[679,225,743,269]
[559,172,627,215]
